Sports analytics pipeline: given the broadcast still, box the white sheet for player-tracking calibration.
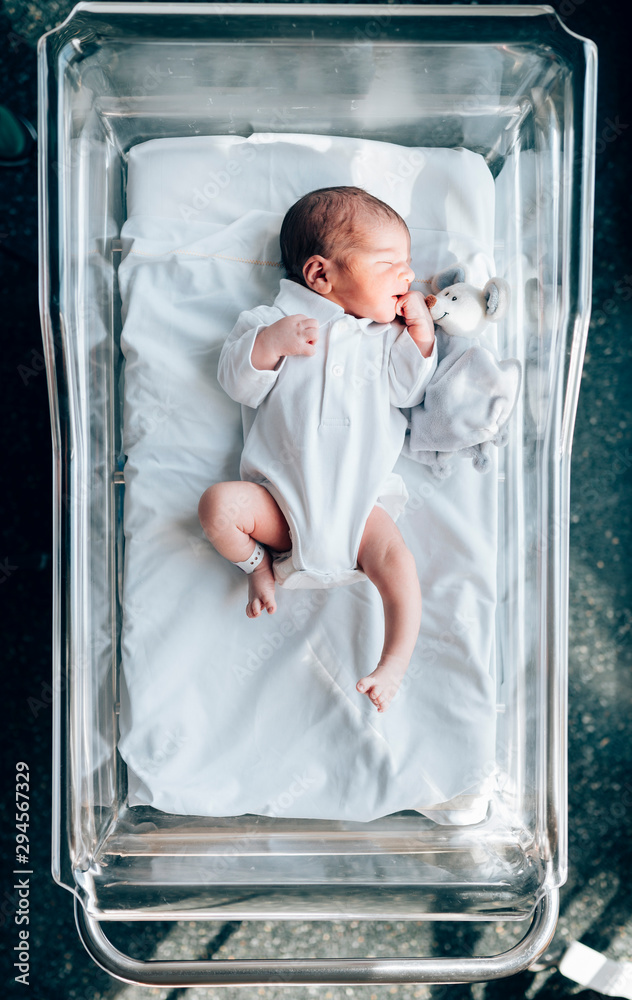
[117,134,498,823]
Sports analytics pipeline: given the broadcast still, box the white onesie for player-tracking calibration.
[218,279,437,588]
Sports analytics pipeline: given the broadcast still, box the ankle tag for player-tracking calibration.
[234,542,265,574]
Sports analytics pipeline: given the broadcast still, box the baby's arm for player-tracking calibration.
[251,314,319,371]
[388,292,438,407]
[395,291,435,357]
[219,309,318,407]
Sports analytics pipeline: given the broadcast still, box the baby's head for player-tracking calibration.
[280,186,415,324]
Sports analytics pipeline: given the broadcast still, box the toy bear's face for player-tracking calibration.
[426,283,489,339]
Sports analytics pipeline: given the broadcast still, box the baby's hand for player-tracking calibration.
[267,314,319,357]
[395,290,430,325]
[252,314,319,370]
[395,291,435,358]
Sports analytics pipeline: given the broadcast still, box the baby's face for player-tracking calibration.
[327,221,415,324]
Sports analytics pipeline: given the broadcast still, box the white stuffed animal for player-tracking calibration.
[425,264,511,338]
[407,263,521,478]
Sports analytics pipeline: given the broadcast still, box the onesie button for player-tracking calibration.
[333,318,352,334]
[331,363,345,377]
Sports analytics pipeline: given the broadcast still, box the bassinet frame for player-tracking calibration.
[39,2,596,986]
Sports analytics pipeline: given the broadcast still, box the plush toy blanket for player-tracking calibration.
[116,134,499,823]
[407,329,521,478]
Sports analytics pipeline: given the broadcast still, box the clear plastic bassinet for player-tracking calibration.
[38,2,597,988]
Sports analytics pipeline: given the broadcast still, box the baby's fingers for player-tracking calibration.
[298,318,319,345]
[397,291,428,322]
[395,293,413,317]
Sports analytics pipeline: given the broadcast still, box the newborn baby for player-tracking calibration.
[199,186,436,711]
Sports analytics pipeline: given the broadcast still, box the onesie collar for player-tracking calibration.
[274,278,344,325]
[274,278,392,336]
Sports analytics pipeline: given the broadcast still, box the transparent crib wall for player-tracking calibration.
[56,75,125,873]
[96,39,520,153]
[44,5,593,905]
[494,72,572,887]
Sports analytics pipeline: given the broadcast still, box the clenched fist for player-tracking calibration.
[252,314,320,371]
[395,291,435,358]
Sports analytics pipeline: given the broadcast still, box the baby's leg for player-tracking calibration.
[356,507,422,712]
[198,482,291,618]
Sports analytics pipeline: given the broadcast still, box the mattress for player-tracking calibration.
[117,133,500,823]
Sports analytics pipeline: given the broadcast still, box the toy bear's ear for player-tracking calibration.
[483,277,510,322]
[431,264,466,293]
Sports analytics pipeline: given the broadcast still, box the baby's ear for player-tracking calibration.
[303,255,332,293]
[483,277,510,321]
[431,263,466,293]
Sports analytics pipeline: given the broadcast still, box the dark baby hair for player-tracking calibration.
[280,186,408,286]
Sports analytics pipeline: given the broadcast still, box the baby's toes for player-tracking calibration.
[370,688,387,712]
[247,598,262,618]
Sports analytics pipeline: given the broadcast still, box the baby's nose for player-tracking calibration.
[425,294,437,309]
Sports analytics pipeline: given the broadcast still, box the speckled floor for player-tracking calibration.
[1,2,630,998]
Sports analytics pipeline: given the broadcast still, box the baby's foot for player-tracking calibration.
[356,655,409,713]
[246,550,277,618]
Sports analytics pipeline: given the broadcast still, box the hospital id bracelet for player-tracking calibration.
[234,542,265,574]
